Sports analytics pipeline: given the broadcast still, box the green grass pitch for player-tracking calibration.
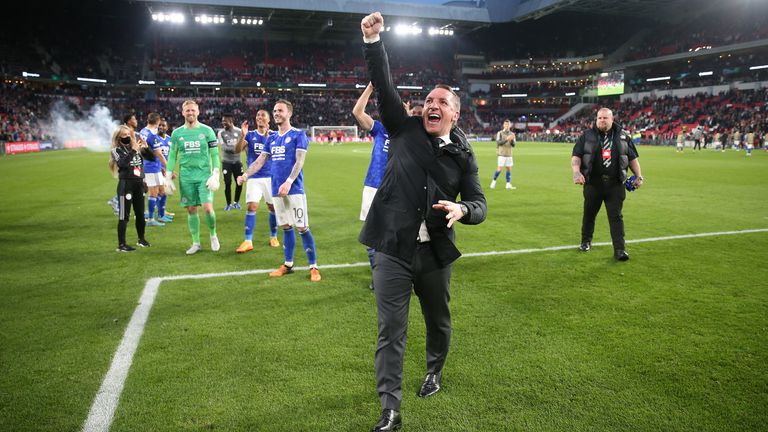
[0,142,766,431]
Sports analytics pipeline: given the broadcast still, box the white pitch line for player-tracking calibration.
[82,228,768,432]
[81,277,162,432]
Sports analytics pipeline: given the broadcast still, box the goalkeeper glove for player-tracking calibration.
[206,168,220,192]
[164,171,176,194]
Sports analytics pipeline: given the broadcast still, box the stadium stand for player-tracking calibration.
[2,0,768,150]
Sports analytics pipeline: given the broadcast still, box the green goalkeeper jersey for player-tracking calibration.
[169,123,220,182]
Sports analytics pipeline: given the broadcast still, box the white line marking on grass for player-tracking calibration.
[82,228,768,432]
[463,228,768,258]
[82,278,162,432]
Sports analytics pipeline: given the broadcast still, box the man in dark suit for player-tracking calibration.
[360,12,487,432]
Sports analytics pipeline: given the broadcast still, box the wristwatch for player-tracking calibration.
[459,203,469,216]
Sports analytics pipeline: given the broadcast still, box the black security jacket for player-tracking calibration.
[359,40,486,267]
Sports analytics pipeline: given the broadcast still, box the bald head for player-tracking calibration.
[596,108,613,132]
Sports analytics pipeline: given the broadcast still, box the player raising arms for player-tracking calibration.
[352,83,389,289]
[139,112,169,227]
[238,100,321,282]
[154,118,174,223]
[234,109,280,253]
[165,100,222,255]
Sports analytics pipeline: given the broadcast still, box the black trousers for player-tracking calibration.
[222,161,243,205]
[373,245,452,411]
[581,179,626,251]
[117,179,146,245]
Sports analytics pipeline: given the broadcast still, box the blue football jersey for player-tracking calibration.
[156,134,171,167]
[244,129,275,179]
[140,127,162,173]
[266,128,308,195]
[364,120,390,188]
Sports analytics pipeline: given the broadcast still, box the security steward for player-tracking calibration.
[571,107,643,261]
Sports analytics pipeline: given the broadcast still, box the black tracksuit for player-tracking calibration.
[112,144,155,246]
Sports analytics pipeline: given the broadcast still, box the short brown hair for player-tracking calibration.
[275,99,293,113]
[147,112,161,124]
[433,84,460,112]
[182,100,198,108]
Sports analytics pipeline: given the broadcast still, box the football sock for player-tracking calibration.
[493,170,500,180]
[506,171,511,183]
[147,196,156,220]
[283,227,296,263]
[244,211,256,241]
[205,211,217,236]
[268,211,278,237]
[299,228,317,266]
[158,195,166,218]
[188,213,200,244]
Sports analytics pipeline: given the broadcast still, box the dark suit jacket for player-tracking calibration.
[359,40,487,267]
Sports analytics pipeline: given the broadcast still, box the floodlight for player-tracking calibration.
[195,16,200,22]
[152,14,158,20]
[258,19,263,25]
[246,19,252,24]
[77,77,107,83]
[233,18,238,24]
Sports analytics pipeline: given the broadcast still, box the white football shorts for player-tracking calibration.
[144,172,164,187]
[245,177,273,205]
[273,193,309,228]
[497,156,514,167]
[359,186,378,221]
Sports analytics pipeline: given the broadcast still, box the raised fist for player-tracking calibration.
[361,12,384,39]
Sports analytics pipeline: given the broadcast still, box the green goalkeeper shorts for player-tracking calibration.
[180,179,213,207]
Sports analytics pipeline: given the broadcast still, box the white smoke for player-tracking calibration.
[43,100,119,152]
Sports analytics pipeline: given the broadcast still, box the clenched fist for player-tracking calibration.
[361,12,384,39]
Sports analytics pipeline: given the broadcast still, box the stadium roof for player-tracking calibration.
[137,0,727,26]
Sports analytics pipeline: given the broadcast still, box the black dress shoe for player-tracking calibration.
[372,409,401,432]
[579,242,591,252]
[417,372,441,397]
[614,250,630,261]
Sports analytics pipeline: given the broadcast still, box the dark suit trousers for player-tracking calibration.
[373,244,452,411]
[581,179,626,251]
